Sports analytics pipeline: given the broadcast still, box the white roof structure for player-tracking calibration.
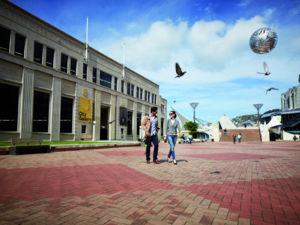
[218,115,237,129]
[267,116,282,128]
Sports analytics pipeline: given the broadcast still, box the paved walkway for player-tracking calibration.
[0,142,299,225]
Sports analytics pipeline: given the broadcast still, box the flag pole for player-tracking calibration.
[122,42,125,78]
[85,16,88,61]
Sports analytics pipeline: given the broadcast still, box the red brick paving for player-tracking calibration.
[0,164,173,203]
[0,142,299,224]
[178,153,282,160]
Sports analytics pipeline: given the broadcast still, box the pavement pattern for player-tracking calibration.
[0,142,299,225]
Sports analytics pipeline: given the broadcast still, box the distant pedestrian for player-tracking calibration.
[165,111,181,165]
[233,134,236,144]
[141,107,160,164]
[224,128,227,135]
[293,135,298,141]
[237,133,242,143]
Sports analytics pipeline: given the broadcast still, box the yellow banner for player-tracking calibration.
[79,97,92,123]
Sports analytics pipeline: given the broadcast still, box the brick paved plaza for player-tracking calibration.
[0,142,300,225]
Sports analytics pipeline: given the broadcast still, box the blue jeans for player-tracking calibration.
[167,135,177,160]
[145,135,159,161]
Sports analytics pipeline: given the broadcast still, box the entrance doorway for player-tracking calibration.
[100,107,109,140]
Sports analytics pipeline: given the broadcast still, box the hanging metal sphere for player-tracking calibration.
[249,27,278,54]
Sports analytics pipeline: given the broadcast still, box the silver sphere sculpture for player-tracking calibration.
[249,27,278,54]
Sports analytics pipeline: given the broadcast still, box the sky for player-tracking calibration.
[10,0,300,123]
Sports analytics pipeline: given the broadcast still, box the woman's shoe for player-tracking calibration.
[173,160,177,165]
[168,157,172,163]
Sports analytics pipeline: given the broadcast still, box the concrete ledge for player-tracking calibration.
[0,142,141,155]
[9,145,50,155]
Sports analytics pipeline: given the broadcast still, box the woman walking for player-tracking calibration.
[164,111,181,165]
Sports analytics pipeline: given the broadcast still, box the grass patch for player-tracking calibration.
[0,141,124,147]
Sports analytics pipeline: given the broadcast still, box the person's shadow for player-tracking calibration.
[159,159,189,164]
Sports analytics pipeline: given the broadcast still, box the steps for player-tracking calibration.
[220,129,261,142]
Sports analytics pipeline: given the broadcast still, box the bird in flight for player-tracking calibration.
[257,61,271,76]
[175,63,186,78]
[266,87,278,94]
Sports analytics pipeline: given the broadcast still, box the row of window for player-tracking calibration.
[0,25,158,104]
[0,83,165,135]
[0,83,73,133]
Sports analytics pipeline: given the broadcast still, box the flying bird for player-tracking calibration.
[257,61,271,76]
[266,87,278,94]
[175,63,186,78]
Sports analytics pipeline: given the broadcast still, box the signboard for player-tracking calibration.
[79,97,92,123]
[120,107,127,125]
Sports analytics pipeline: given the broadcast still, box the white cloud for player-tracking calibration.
[237,0,252,8]
[96,13,300,121]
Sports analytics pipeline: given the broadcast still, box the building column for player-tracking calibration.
[94,90,101,140]
[132,102,137,141]
[50,77,61,141]
[9,30,15,55]
[109,95,116,140]
[73,84,79,140]
[19,67,34,138]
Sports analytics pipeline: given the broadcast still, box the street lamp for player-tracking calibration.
[190,102,199,123]
[253,104,263,124]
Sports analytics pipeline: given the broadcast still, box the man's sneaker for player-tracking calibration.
[146,160,150,164]
[153,160,160,164]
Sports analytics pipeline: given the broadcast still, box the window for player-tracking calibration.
[0,26,10,52]
[161,104,165,113]
[81,125,86,133]
[136,87,139,98]
[121,80,124,93]
[114,77,118,90]
[127,111,132,135]
[152,93,154,104]
[33,42,43,64]
[127,82,130,95]
[83,63,87,80]
[70,58,77,75]
[60,97,73,133]
[61,53,68,73]
[93,67,97,83]
[32,91,49,132]
[0,83,19,131]
[140,88,143,99]
[100,71,112,88]
[137,113,141,136]
[131,84,134,96]
[46,47,54,67]
[147,92,150,102]
[14,33,26,57]
[144,90,147,101]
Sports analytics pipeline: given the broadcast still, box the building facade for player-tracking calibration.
[0,1,167,142]
[281,84,300,111]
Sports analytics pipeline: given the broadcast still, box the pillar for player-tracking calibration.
[19,67,34,138]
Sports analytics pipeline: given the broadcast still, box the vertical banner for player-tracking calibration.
[79,97,92,123]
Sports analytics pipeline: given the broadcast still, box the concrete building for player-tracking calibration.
[0,1,167,142]
[281,84,300,110]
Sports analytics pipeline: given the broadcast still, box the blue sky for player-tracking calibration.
[11,0,300,122]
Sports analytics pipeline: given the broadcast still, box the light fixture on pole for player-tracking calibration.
[253,103,263,124]
[190,102,199,122]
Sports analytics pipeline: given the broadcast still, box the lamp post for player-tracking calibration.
[190,102,199,123]
[253,104,263,124]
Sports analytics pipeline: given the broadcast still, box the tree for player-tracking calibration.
[184,121,199,137]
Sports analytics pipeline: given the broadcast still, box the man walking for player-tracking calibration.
[141,107,160,164]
